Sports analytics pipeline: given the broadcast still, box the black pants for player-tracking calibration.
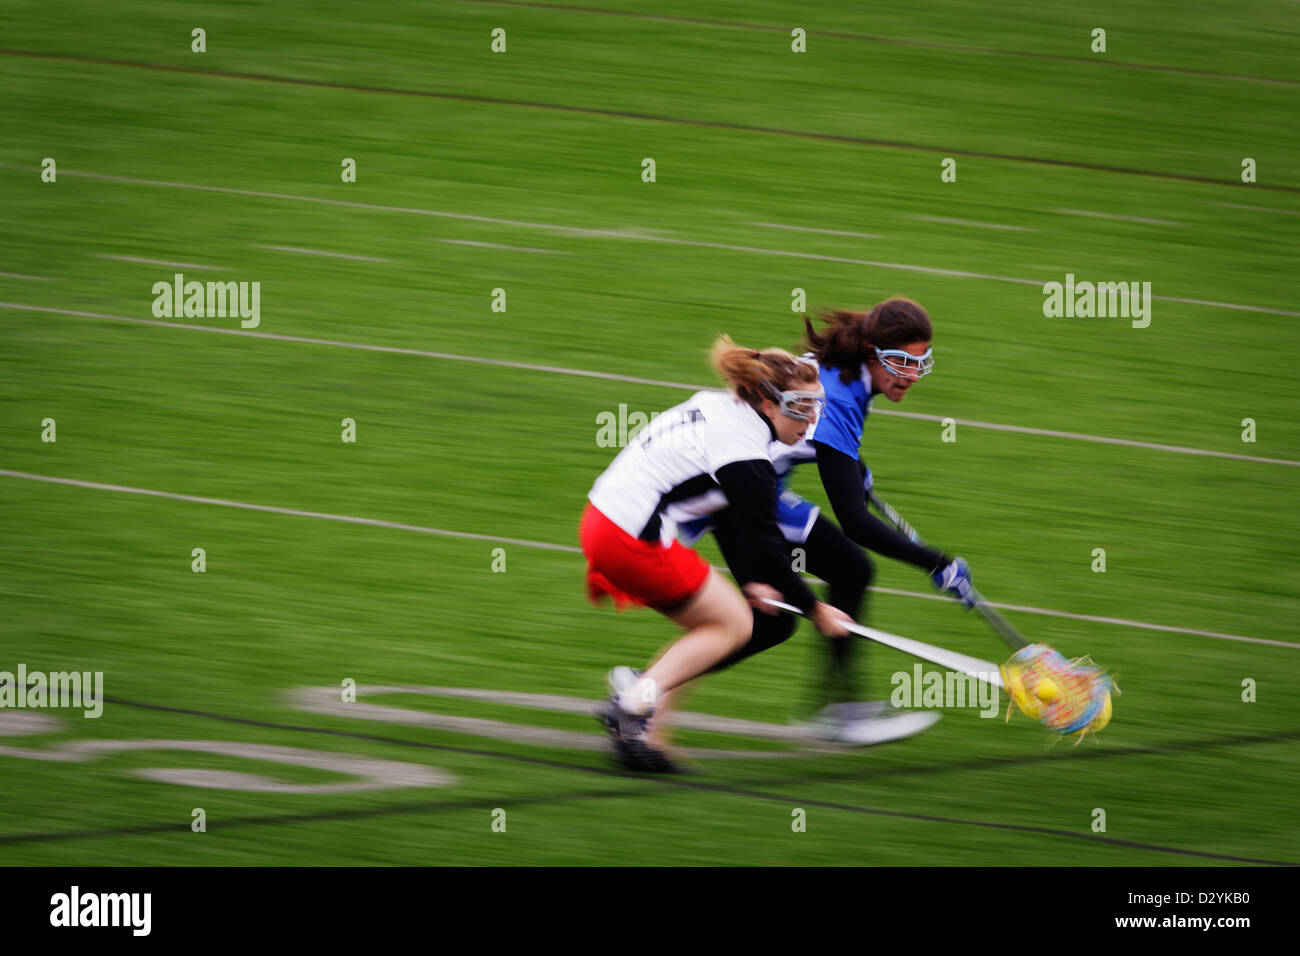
[708,514,874,701]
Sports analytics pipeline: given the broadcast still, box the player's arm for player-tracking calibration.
[810,440,948,573]
[713,460,851,635]
[714,459,817,611]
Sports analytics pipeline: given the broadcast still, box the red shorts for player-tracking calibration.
[580,502,711,611]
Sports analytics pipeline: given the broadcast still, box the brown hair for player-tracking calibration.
[802,298,933,385]
[711,334,819,411]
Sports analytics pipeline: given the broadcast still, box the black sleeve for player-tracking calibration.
[811,440,949,573]
[708,506,751,583]
[713,459,819,614]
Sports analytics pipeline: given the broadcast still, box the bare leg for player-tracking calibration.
[645,680,695,754]
[603,571,752,772]
[639,571,751,696]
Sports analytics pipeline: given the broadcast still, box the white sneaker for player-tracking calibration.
[607,666,641,697]
[802,701,941,746]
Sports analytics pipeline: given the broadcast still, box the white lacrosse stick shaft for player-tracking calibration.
[760,598,1005,689]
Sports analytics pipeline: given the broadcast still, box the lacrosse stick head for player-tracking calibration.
[1000,643,1115,741]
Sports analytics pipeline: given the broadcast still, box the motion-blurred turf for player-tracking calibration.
[1,0,1297,865]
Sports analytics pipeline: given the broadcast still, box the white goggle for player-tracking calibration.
[875,347,934,380]
[763,381,825,422]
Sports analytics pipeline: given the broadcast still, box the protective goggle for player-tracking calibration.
[763,380,825,422]
[875,347,934,380]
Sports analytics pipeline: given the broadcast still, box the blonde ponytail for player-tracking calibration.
[711,334,818,408]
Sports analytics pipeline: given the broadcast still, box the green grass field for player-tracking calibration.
[1,0,1298,866]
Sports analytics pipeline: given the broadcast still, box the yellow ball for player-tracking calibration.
[1090,688,1113,733]
[1036,676,1061,702]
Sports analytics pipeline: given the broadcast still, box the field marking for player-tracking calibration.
[428,238,568,254]
[1212,202,1300,216]
[549,226,668,239]
[0,736,454,792]
[0,713,60,736]
[290,685,827,758]
[5,166,1298,316]
[0,165,641,233]
[0,271,58,281]
[328,684,857,745]
[0,302,701,388]
[872,408,1300,466]
[95,254,225,270]
[618,235,1049,283]
[5,300,1299,467]
[747,222,885,240]
[256,245,393,262]
[505,221,1300,316]
[455,1,1300,89]
[1054,209,1182,226]
[4,60,1296,194]
[910,215,1035,232]
[0,784,664,847]
[866,587,1295,648]
[48,694,1300,866]
[0,467,583,553]
[733,726,1300,793]
[2,467,1292,649]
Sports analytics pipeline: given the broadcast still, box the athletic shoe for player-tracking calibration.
[595,667,678,773]
[798,700,941,746]
[607,665,641,698]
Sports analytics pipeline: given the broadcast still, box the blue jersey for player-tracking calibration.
[809,363,874,461]
[768,362,874,488]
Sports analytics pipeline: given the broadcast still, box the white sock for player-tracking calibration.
[619,677,658,715]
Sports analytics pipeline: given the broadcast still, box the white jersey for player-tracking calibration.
[589,389,777,545]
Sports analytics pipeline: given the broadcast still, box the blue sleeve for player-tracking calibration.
[812,397,864,459]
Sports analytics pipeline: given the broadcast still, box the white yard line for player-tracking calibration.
[428,239,567,254]
[1,468,1292,649]
[256,245,393,262]
[7,166,1297,316]
[626,234,1050,282]
[0,302,698,390]
[3,300,1298,467]
[95,254,226,270]
[608,234,1300,315]
[747,222,885,239]
[0,469,581,553]
[1212,202,1300,216]
[868,587,1296,648]
[0,271,58,281]
[910,215,1035,232]
[1054,209,1181,226]
[874,408,1299,466]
